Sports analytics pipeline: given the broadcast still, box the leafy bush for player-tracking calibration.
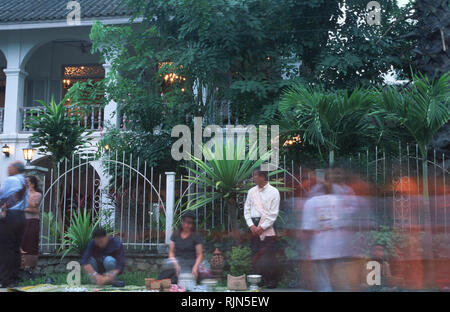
[355,225,406,259]
[228,246,252,276]
[59,209,101,259]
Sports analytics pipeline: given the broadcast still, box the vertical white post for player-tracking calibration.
[3,68,27,134]
[165,172,175,244]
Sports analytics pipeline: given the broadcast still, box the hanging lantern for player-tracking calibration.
[2,144,10,157]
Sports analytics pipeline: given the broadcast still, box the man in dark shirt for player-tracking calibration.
[81,227,125,287]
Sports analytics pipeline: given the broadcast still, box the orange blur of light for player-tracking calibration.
[393,176,419,195]
[347,174,373,196]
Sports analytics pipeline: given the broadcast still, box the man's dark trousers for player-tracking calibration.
[0,210,26,286]
[250,218,279,288]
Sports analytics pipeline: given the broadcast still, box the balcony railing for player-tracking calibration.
[21,106,104,132]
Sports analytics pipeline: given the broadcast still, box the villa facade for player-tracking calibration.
[0,0,129,183]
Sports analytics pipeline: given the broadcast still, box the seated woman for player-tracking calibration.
[159,211,203,284]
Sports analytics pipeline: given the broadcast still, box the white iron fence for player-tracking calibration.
[174,145,449,235]
[38,145,449,253]
[39,152,170,253]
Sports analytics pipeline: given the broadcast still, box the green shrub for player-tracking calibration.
[355,225,406,259]
[228,246,252,276]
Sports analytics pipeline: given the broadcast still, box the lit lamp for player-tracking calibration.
[23,142,35,165]
[2,144,10,157]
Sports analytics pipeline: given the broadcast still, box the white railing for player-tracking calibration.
[21,105,105,132]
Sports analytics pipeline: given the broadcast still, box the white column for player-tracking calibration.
[92,160,116,231]
[3,68,27,134]
[102,62,119,128]
[165,172,176,244]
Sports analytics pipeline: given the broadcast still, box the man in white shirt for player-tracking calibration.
[244,168,280,288]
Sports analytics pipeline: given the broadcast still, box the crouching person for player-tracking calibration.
[81,227,125,287]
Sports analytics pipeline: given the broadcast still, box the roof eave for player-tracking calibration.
[0,16,141,31]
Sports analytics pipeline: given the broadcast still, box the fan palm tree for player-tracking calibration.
[181,137,286,239]
[279,84,376,167]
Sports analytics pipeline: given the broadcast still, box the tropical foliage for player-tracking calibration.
[59,208,101,259]
[374,73,450,247]
[279,85,377,166]
[408,0,450,78]
[181,137,286,237]
[88,0,347,167]
[26,93,92,163]
[374,73,450,161]
[228,246,253,276]
[316,0,416,89]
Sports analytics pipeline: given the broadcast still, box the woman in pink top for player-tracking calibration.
[21,176,43,272]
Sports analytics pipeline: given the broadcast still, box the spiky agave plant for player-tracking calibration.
[181,136,287,239]
[59,208,102,259]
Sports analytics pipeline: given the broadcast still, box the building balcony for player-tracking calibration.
[20,105,104,132]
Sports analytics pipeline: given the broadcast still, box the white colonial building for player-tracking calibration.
[0,0,128,183]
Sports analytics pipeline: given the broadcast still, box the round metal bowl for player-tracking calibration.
[247,274,262,284]
[178,273,196,291]
[201,279,218,291]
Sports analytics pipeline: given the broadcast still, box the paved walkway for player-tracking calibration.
[0,287,310,292]
[261,288,311,292]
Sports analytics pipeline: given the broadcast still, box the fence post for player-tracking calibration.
[165,172,176,244]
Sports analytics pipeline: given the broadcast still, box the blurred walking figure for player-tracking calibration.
[0,161,29,287]
[21,176,43,274]
[301,168,364,291]
[391,176,424,289]
[244,168,280,288]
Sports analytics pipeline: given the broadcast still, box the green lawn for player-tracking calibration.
[18,271,159,287]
